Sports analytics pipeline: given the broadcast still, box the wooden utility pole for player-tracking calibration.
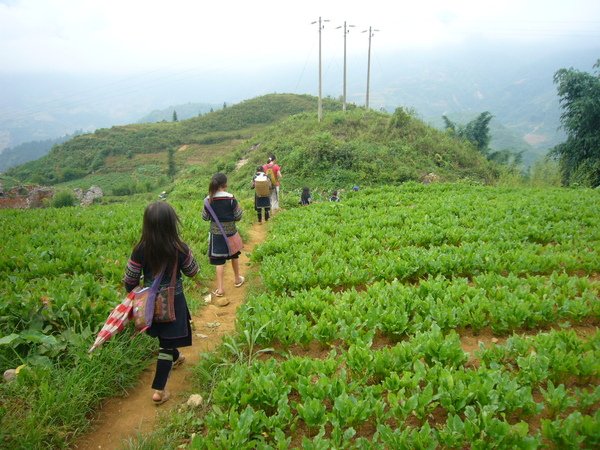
[312,17,329,122]
[318,17,323,121]
[337,21,355,111]
[366,26,372,110]
[363,26,379,110]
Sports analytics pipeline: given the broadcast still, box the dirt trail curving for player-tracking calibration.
[75,222,267,450]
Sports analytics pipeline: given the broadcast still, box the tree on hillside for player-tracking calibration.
[172,110,178,122]
[443,112,493,156]
[167,147,176,180]
[551,60,600,187]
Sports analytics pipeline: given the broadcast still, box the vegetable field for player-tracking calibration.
[193,183,599,448]
[0,199,214,448]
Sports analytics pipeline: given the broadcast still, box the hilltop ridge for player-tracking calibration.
[5,94,497,197]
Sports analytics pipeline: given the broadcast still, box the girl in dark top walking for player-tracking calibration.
[124,201,199,405]
[299,187,312,206]
[202,173,245,303]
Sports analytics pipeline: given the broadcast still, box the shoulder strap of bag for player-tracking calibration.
[204,199,233,254]
[149,265,166,295]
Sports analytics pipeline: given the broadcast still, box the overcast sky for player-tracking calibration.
[1,0,599,75]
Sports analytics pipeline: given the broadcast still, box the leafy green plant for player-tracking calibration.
[221,322,274,366]
[540,381,577,417]
[51,190,77,207]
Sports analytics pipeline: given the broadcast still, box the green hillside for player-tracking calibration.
[6,94,499,199]
[212,107,497,201]
[5,94,340,188]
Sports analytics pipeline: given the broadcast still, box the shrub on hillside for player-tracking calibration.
[51,191,77,208]
[111,184,133,196]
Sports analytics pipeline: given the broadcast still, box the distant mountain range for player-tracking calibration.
[0,133,78,173]
[0,43,597,171]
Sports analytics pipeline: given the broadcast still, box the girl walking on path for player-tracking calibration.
[124,202,199,405]
[202,173,245,302]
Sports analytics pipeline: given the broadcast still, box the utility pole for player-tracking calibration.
[336,21,355,111]
[312,17,329,122]
[362,26,379,110]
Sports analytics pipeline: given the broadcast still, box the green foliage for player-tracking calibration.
[6,183,594,447]
[224,108,497,195]
[6,94,334,187]
[552,60,600,187]
[389,106,412,129]
[0,134,74,172]
[444,112,493,154]
[167,147,176,180]
[51,190,76,208]
[0,332,155,449]
[527,157,562,187]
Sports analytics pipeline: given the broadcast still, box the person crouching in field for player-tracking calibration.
[124,201,199,405]
[252,165,272,223]
[299,187,312,206]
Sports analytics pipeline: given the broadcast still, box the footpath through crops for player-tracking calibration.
[0,184,598,448]
[193,183,599,448]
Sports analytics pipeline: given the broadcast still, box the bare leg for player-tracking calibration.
[215,264,225,294]
[231,258,243,285]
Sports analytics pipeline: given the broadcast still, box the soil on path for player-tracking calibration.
[75,222,267,450]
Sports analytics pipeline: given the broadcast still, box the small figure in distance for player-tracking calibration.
[252,165,272,223]
[123,201,199,405]
[329,190,340,202]
[263,155,282,212]
[352,185,359,192]
[158,191,167,200]
[299,187,312,206]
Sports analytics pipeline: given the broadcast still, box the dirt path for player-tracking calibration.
[75,222,267,450]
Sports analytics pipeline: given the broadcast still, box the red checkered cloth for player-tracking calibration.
[88,295,134,353]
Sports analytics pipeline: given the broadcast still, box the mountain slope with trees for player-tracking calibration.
[6,94,503,200]
[5,94,341,186]
[0,133,77,173]
[188,106,498,201]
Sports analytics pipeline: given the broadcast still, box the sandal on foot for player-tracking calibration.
[152,390,170,405]
[211,289,224,297]
[172,355,185,369]
[234,276,245,288]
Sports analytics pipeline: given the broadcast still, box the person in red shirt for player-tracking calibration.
[262,154,282,211]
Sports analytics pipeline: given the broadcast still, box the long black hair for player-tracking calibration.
[134,201,185,275]
[208,172,227,201]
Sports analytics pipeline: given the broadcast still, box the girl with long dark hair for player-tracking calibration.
[124,202,199,405]
[202,173,244,303]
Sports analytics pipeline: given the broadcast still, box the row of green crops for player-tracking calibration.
[237,272,599,345]
[253,183,600,292]
[192,328,599,448]
[181,184,599,448]
[0,199,215,371]
[0,196,254,448]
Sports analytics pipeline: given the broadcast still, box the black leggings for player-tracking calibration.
[151,347,179,390]
[257,208,270,222]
